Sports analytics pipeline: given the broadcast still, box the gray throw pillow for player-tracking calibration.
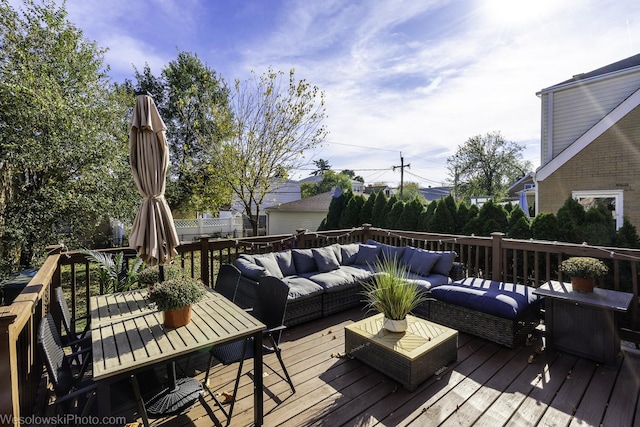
[254,253,284,279]
[275,250,296,276]
[312,247,341,273]
[354,244,381,266]
[431,251,457,276]
[400,246,417,269]
[292,249,317,274]
[235,258,266,281]
[407,249,441,276]
[340,243,360,265]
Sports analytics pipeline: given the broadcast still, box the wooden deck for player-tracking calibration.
[45,306,640,426]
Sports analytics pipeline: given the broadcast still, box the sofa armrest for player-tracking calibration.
[449,262,467,281]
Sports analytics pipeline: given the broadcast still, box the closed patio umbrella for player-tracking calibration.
[129,92,201,416]
[519,191,530,218]
[129,92,179,268]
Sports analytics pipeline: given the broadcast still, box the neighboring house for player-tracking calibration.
[535,53,640,229]
[364,185,393,197]
[508,173,535,207]
[419,186,451,202]
[265,191,335,235]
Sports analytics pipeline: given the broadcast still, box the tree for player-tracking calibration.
[447,131,532,203]
[428,199,455,233]
[312,159,331,176]
[132,53,233,215]
[0,0,138,272]
[339,195,364,228]
[358,192,376,225]
[300,170,352,198]
[396,182,425,203]
[396,198,423,231]
[212,68,327,235]
[371,192,388,227]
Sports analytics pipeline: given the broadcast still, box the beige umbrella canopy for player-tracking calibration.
[129,92,179,267]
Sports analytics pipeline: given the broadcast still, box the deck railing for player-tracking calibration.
[1,224,640,426]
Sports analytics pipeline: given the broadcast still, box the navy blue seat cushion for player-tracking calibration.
[430,278,539,320]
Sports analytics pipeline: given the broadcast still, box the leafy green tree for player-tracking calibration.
[212,68,327,235]
[461,204,480,235]
[300,170,352,198]
[397,182,425,203]
[358,192,376,225]
[132,53,233,215]
[447,131,531,203]
[339,195,364,228]
[0,0,138,271]
[455,202,471,234]
[371,191,388,227]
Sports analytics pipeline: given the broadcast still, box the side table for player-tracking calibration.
[533,281,633,366]
[345,313,458,391]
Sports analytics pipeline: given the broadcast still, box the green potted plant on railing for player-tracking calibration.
[560,256,608,293]
[148,277,207,327]
[361,257,428,332]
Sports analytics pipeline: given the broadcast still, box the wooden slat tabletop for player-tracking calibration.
[91,288,265,381]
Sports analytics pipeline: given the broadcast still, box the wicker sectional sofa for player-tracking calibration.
[233,242,463,327]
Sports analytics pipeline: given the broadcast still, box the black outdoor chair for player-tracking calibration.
[204,275,295,425]
[214,263,241,302]
[37,313,96,418]
[55,286,91,366]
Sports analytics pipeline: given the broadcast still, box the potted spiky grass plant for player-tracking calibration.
[361,257,428,332]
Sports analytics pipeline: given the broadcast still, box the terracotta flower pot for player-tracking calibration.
[383,317,407,333]
[163,304,192,328]
[571,277,595,293]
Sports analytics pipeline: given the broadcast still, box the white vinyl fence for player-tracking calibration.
[174,215,243,241]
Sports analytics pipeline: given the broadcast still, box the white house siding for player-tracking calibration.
[267,211,327,235]
[540,71,640,164]
[230,179,301,215]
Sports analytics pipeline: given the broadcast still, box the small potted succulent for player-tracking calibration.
[360,257,428,332]
[148,277,207,327]
[559,257,608,293]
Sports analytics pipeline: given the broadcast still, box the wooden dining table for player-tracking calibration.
[90,287,266,425]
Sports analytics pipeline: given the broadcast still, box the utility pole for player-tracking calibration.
[393,152,410,199]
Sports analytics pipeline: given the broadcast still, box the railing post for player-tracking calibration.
[0,312,18,427]
[362,224,372,243]
[200,236,210,287]
[491,232,504,281]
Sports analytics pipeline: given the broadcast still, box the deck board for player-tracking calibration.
[39,305,640,426]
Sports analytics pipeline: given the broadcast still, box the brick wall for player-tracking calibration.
[538,106,640,228]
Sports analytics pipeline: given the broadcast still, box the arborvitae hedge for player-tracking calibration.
[317,194,639,248]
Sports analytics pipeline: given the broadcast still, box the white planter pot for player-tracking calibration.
[383,317,407,333]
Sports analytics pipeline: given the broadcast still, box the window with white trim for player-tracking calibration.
[572,190,623,229]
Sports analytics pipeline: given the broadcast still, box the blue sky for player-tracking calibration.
[35,1,640,186]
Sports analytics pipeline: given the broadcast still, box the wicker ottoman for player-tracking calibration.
[345,314,458,391]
